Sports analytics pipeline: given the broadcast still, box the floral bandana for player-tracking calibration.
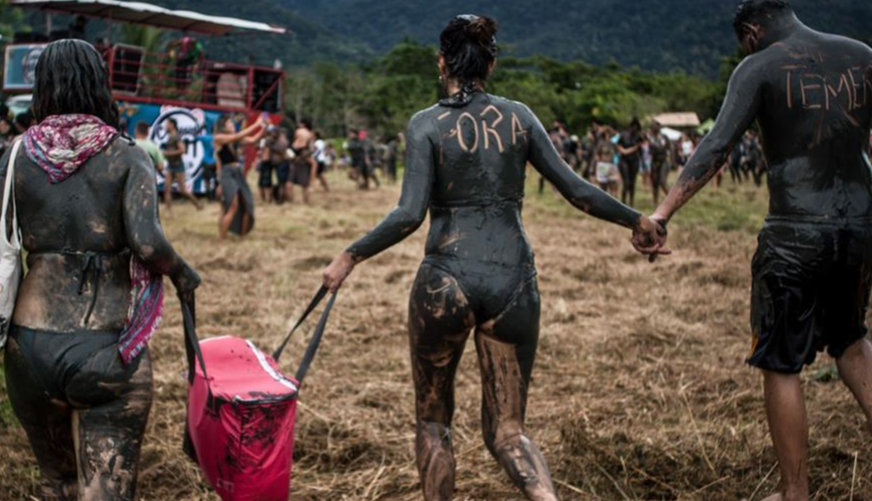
[24,114,118,184]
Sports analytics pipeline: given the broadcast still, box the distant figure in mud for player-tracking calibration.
[649,2,872,500]
[1,40,200,500]
[323,15,667,501]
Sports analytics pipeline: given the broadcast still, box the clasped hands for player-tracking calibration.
[632,213,670,262]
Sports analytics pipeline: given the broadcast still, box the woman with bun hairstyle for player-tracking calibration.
[323,15,667,500]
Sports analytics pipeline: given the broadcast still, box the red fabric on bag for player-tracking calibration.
[187,336,298,501]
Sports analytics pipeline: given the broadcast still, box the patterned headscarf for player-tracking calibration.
[24,114,118,183]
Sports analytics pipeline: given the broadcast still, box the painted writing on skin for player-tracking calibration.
[785,65,872,111]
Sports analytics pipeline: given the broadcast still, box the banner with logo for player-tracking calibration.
[3,44,47,91]
[120,103,220,195]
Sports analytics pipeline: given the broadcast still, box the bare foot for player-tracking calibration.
[757,494,784,501]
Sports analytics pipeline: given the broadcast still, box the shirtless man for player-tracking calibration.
[650,2,872,500]
[288,119,317,204]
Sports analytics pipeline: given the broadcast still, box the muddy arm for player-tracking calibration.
[527,108,642,229]
[346,112,436,262]
[123,149,199,293]
[655,57,763,222]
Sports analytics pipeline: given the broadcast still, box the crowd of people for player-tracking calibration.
[543,116,769,207]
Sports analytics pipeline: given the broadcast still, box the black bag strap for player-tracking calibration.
[273,285,337,385]
[180,293,208,384]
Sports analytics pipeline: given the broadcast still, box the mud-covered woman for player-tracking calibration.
[0,40,200,500]
[213,115,267,239]
[323,15,667,501]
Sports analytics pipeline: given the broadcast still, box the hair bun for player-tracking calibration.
[466,16,498,45]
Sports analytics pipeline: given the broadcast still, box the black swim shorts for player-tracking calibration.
[748,217,872,374]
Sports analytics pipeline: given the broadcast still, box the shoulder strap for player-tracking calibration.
[180,294,208,384]
[273,285,337,386]
[2,141,22,248]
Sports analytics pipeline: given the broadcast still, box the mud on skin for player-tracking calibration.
[346,91,642,501]
[0,138,198,499]
[657,17,872,222]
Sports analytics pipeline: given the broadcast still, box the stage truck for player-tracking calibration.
[2,0,287,195]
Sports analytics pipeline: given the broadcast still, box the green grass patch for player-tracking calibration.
[526,171,769,235]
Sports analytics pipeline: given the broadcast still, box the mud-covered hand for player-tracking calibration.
[632,215,670,260]
[172,264,201,303]
[323,251,356,293]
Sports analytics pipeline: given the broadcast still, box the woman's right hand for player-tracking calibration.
[172,264,201,302]
[323,251,355,293]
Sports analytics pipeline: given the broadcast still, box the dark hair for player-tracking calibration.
[135,121,149,136]
[439,15,498,90]
[166,118,178,131]
[734,0,791,30]
[300,119,313,130]
[32,39,120,129]
[214,115,231,134]
[15,110,32,130]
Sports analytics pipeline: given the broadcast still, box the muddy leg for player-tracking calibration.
[837,338,872,435]
[475,279,557,501]
[73,352,153,501]
[5,338,78,500]
[762,371,809,501]
[409,265,475,501]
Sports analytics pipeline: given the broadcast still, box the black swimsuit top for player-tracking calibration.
[218,144,238,165]
[29,248,131,327]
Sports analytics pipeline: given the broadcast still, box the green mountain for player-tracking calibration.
[274,0,872,76]
[15,0,871,75]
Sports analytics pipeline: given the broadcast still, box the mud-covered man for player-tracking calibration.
[650,2,872,500]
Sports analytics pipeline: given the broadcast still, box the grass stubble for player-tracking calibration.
[0,171,868,500]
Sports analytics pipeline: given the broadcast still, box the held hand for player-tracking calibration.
[631,215,670,260]
[323,251,355,293]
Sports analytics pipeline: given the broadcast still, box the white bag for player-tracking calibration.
[0,140,23,350]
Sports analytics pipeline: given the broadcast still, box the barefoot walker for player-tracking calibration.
[1,40,200,500]
[650,2,872,500]
[323,15,666,501]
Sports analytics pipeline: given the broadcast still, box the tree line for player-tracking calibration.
[285,38,736,139]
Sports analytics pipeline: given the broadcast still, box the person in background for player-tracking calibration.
[257,126,277,203]
[385,132,403,184]
[287,119,317,204]
[595,141,620,197]
[199,131,218,201]
[313,131,331,192]
[133,121,164,176]
[274,128,292,203]
[566,134,581,172]
[359,129,380,190]
[161,118,202,211]
[214,115,267,239]
[647,121,672,205]
[615,117,644,207]
[345,128,364,183]
[742,130,765,186]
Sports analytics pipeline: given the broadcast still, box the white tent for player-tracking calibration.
[11,0,287,36]
[660,127,684,141]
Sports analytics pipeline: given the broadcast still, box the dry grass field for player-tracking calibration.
[0,170,869,500]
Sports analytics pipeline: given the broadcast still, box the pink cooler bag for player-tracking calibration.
[181,287,337,501]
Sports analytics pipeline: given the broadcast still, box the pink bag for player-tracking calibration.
[182,287,337,501]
